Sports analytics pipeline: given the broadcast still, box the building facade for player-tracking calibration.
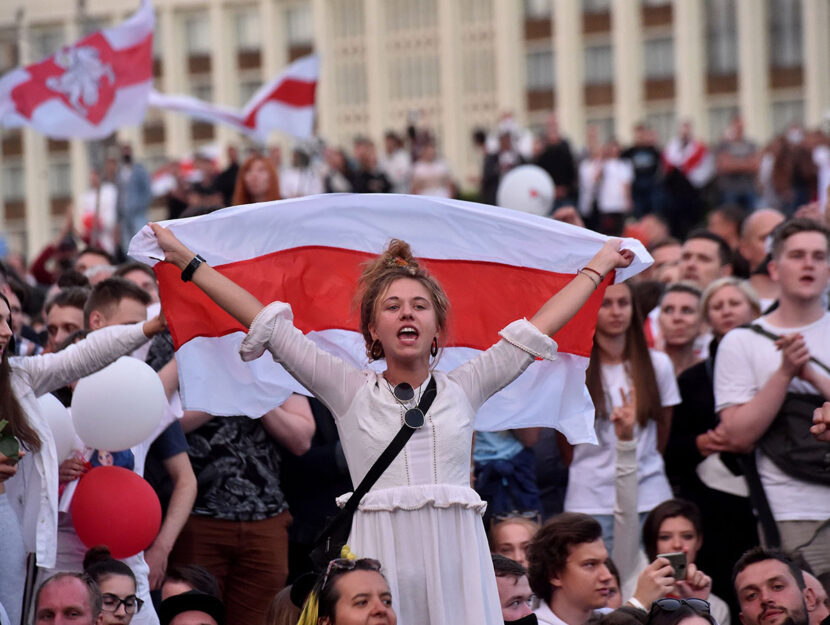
[0,0,828,257]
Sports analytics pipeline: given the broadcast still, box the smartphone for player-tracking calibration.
[657,551,687,580]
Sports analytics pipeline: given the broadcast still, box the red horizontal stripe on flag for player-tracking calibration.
[242,78,316,126]
[156,246,608,358]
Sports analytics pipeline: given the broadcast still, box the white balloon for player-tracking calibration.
[496,164,556,216]
[37,393,76,462]
[71,357,164,451]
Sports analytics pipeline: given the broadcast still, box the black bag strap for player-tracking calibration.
[342,376,437,514]
[742,323,830,376]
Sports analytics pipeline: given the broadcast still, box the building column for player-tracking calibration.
[209,2,236,149]
[260,0,287,82]
[553,0,585,147]
[802,0,830,127]
[493,0,525,123]
[18,17,51,257]
[159,5,189,158]
[736,0,770,141]
[363,0,387,143]
[310,0,333,139]
[437,0,464,179]
[64,18,89,219]
[672,0,707,138]
[611,0,643,145]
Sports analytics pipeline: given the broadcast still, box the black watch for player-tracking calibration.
[181,254,206,282]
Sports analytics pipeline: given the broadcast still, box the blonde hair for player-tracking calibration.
[701,277,761,325]
[356,239,450,361]
[489,516,541,550]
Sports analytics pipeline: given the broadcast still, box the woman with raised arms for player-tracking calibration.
[149,223,633,625]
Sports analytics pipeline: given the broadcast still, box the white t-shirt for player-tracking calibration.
[714,314,830,521]
[411,159,452,198]
[565,350,680,515]
[597,159,633,214]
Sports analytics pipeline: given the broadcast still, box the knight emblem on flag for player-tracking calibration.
[45,46,116,117]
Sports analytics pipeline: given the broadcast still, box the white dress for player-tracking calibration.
[240,302,558,625]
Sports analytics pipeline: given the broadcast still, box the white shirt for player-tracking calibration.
[714,314,830,521]
[597,159,633,214]
[534,602,573,625]
[6,324,149,568]
[565,350,680,515]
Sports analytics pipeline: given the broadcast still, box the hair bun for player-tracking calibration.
[83,545,114,572]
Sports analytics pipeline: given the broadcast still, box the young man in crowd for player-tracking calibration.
[34,573,102,625]
[738,209,786,309]
[45,278,196,625]
[527,513,614,625]
[657,283,705,375]
[679,230,733,289]
[114,261,160,304]
[716,219,830,578]
[733,548,810,625]
[492,554,535,623]
[45,287,90,352]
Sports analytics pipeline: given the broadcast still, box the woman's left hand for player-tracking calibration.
[676,563,712,600]
[0,450,23,483]
[588,239,636,276]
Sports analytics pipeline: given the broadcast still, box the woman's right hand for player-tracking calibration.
[149,223,196,271]
[587,239,635,277]
[631,557,675,610]
[0,450,23,483]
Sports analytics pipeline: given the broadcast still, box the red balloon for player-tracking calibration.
[71,466,161,559]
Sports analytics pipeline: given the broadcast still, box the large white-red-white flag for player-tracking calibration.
[148,55,318,140]
[129,195,652,443]
[0,0,153,139]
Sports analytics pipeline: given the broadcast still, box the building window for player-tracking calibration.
[526,50,554,91]
[235,8,261,51]
[708,104,738,142]
[184,12,211,55]
[463,48,496,94]
[771,99,804,134]
[523,0,552,19]
[30,27,64,60]
[333,0,365,38]
[706,0,737,76]
[583,0,610,13]
[389,55,440,100]
[0,33,17,73]
[335,62,367,106]
[642,0,671,5]
[285,4,313,46]
[48,161,71,198]
[647,110,676,144]
[2,162,24,202]
[239,79,262,106]
[768,0,802,68]
[190,82,213,102]
[584,44,613,85]
[643,38,674,79]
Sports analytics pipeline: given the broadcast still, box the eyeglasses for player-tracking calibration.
[650,598,711,616]
[101,594,144,614]
[321,558,382,590]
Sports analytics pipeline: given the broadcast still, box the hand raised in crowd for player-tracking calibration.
[695,423,731,457]
[776,332,810,379]
[149,223,197,271]
[630,556,675,610]
[142,309,167,338]
[611,387,636,441]
[0,450,24,483]
[590,239,636,276]
[675,562,712,600]
[811,402,830,443]
[58,456,87,484]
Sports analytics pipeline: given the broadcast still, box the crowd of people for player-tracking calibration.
[2,107,830,625]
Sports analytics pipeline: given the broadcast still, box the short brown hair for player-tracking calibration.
[83,277,151,328]
[770,218,830,259]
[527,512,603,604]
[45,286,91,316]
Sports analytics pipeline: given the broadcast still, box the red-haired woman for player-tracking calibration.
[149,223,633,625]
[232,155,281,206]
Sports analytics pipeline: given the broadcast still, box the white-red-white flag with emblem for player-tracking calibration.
[0,0,153,139]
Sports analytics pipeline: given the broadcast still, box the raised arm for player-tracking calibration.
[529,238,634,336]
[150,223,264,328]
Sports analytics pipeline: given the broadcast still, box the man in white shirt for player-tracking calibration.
[715,218,830,578]
[527,513,613,625]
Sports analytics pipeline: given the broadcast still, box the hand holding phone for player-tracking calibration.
[657,552,687,581]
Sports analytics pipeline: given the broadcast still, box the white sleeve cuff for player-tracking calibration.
[239,301,294,362]
[498,319,558,361]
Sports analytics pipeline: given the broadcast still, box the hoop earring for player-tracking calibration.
[371,339,385,360]
[430,337,439,358]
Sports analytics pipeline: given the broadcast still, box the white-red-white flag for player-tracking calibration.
[0,0,153,139]
[129,194,652,443]
[148,54,318,140]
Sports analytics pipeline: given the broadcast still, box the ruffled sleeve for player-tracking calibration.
[450,319,558,412]
[238,301,365,416]
[498,319,558,361]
